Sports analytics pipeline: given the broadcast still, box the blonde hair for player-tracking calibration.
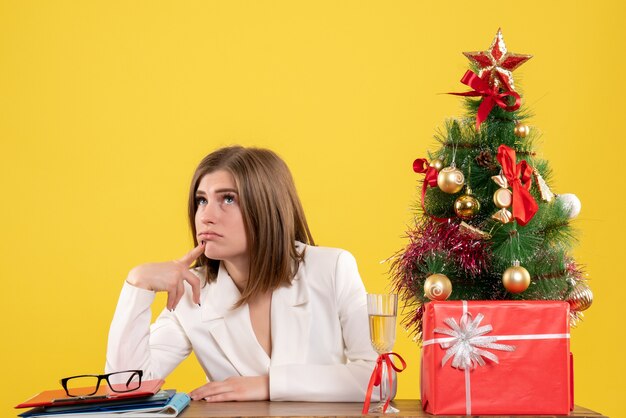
[188,146,315,306]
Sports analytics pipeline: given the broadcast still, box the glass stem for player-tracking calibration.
[380,361,388,404]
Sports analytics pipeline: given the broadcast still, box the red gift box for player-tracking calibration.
[421,300,573,415]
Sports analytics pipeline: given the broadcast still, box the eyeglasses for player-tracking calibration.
[60,370,143,397]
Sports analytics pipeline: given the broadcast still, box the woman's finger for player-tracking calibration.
[190,381,229,400]
[183,270,202,305]
[179,242,205,266]
[172,279,185,310]
[203,392,234,402]
[166,286,178,311]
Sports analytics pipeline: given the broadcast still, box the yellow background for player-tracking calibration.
[1,1,624,417]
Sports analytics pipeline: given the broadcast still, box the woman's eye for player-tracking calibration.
[195,197,207,206]
[223,194,235,204]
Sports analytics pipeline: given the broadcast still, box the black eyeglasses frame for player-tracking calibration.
[59,370,143,397]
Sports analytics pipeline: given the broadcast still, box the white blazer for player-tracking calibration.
[106,244,380,401]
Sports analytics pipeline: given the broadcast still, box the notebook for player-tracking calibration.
[16,380,165,409]
[18,390,175,416]
[19,391,190,418]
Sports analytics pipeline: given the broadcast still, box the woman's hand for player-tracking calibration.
[126,243,205,310]
[189,376,270,402]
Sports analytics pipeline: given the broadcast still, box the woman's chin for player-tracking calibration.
[204,251,222,260]
[204,247,227,261]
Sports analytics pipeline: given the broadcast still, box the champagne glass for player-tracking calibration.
[367,293,398,414]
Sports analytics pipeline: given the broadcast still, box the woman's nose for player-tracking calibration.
[199,201,218,223]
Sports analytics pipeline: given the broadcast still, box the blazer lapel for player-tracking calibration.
[270,263,311,366]
[201,264,270,376]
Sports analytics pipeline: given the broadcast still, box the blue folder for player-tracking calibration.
[19,391,190,417]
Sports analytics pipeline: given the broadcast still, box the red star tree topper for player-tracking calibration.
[463,28,532,91]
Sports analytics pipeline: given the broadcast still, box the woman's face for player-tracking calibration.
[195,170,248,264]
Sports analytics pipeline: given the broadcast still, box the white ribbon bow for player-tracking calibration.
[434,312,515,369]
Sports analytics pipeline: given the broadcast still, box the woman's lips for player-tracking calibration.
[198,231,222,242]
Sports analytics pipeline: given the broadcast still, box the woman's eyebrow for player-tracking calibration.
[215,188,238,194]
[196,188,238,195]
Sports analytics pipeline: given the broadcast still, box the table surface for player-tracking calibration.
[179,399,608,418]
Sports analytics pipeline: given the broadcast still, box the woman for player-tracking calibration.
[106,146,379,402]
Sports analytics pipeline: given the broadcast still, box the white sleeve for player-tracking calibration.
[269,251,381,402]
[105,282,192,380]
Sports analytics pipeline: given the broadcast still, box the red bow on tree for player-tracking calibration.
[413,158,438,194]
[449,70,521,130]
[413,159,450,223]
[496,145,538,226]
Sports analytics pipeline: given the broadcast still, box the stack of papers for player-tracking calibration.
[15,380,190,418]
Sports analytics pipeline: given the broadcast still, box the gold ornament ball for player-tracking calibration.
[514,124,530,138]
[437,166,465,194]
[424,273,452,301]
[493,188,513,209]
[502,264,531,293]
[454,194,481,220]
[429,158,444,171]
[567,282,593,312]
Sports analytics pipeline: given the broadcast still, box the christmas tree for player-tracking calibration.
[392,29,592,341]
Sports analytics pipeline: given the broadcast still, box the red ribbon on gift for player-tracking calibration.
[448,70,521,130]
[413,159,450,223]
[496,145,538,226]
[362,352,407,414]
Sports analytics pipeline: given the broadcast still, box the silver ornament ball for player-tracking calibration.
[557,193,582,219]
